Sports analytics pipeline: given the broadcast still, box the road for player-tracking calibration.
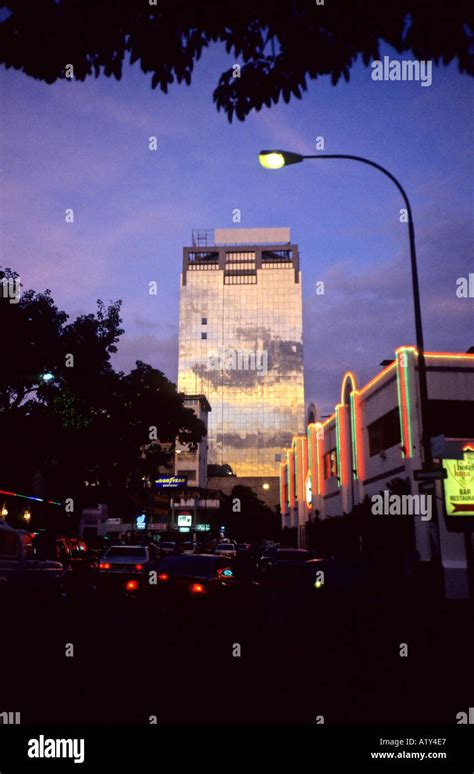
[2,588,472,726]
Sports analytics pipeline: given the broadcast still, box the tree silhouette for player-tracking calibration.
[0,0,472,121]
[215,484,279,540]
[0,270,206,516]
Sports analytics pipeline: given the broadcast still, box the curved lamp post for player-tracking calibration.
[259,149,433,469]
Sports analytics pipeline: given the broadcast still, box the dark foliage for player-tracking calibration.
[1,1,472,121]
[0,268,206,517]
[212,484,280,540]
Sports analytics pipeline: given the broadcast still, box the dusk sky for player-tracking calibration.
[1,42,473,415]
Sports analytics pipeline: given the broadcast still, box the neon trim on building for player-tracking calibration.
[335,404,350,487]
[307,424,318,501]
[287,448,295,509]
[396,346,415,458]
[350,391,365,480]
[293,435,308,504]
[316,422,325,496]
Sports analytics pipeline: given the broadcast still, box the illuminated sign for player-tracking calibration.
[177,514,192,527]
[155,476,187,489]
[135,514,147,530]
[305,470,312,510]
[442,449,474,516]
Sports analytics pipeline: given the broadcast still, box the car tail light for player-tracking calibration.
[125,579,138,592]
[99,562,111,570]
[189,582,207,595]
[135,564,143,571]
[158,573,169,582]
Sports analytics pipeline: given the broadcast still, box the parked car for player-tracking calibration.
[257,548,314,572]
[0,521,63,603]
[154,554,239,601]
[236,543,251,553]
[159,541,178,557]
[214,542,237,558]
[258,556,377,610]
[97,544,157,595]
[61,545,99,599]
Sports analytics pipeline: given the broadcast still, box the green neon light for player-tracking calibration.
[350,393,358,479]
[396,350,414,458]
[396,358,405,457]
[403,355,414,457]
[335,409,341,482]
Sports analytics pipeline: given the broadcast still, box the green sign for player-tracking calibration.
[442,448,474,516]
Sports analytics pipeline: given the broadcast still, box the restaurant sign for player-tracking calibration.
[442,447,474,516]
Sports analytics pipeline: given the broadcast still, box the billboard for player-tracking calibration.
[442,448,474,516]
[154,476,187,489]
[177,514,192,527]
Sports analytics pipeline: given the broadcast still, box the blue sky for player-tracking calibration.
[1,42,473,415]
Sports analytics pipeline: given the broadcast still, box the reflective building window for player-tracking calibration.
[178,229,305,477]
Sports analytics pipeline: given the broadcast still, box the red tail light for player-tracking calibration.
[125,579,138,592]
[158,573,169,582]
[189,582,207,595]
[99,562,111,570]
[135,564,143,571]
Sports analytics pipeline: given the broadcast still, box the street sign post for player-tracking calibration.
[418,481,435,494]
[413,468,447,482]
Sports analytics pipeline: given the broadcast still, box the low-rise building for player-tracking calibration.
[280,347,474,598]
[171,394,221,533]
[174,394,211,488]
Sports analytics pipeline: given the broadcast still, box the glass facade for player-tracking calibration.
[178,232,305,477]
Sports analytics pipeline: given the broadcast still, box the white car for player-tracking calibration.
[99,545,152,573]
[214,542,237,558]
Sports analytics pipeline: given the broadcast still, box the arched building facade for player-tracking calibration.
[279,347,474,598]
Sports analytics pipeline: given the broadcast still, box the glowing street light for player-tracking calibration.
[23,509,31,523]
[42,372,54,383]
[258,147,433,471]
[258,149,303,169]
[1,505,8,518]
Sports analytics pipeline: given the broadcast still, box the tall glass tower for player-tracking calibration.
[178,227,305,478]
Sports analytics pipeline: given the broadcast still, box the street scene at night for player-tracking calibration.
[1,1,473,770]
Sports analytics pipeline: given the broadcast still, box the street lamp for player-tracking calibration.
[258,150,304,169]
[259,149,433,470]
[41,372,54,383]
[23,509,31,523]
